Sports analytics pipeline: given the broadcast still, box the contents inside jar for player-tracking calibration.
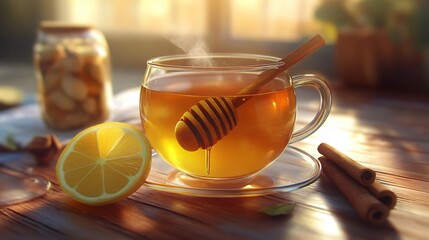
[34,25,111,130]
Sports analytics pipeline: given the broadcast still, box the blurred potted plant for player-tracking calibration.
[315,0,428,91]
[409,0,429,91]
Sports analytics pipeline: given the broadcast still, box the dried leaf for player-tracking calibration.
[260,203,296,216]
[4,134,19,150]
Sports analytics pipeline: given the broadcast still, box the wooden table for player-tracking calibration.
[1,70,428,239]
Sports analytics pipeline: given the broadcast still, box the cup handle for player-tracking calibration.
[289,74,332,144]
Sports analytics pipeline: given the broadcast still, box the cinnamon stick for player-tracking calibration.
[26,134,63,166]
[318,143,397,209]
[318,143,375,186]
[367,181,397,209]
[319,157,389,225]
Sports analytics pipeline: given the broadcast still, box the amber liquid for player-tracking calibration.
[140,72,296,179]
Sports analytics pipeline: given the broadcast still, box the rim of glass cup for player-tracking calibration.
[147,53,285,71]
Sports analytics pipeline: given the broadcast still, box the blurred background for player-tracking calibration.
[0,0,428,94]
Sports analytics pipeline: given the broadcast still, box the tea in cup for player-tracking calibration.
[140,53,331,179]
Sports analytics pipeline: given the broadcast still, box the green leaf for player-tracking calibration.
[4,134,19,150]
[260,203,296,216]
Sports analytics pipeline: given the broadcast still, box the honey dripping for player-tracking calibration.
[205,147,211,175]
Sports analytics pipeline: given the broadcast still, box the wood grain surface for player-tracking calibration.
[1,79,428,239]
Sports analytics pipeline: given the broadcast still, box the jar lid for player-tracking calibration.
[39,21,93,33]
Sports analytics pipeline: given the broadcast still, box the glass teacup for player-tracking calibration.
[139,54,331,180]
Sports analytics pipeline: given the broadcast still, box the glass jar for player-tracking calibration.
[33,22,112,130]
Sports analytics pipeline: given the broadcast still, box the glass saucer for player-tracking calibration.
[0,153,51,207]
[143,146,321,197]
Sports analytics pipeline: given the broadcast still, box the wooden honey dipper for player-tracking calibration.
[175,34,325,151]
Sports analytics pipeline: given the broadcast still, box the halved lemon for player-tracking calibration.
[56,122,151,205]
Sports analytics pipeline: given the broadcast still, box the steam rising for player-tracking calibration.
[168,36,214,67]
